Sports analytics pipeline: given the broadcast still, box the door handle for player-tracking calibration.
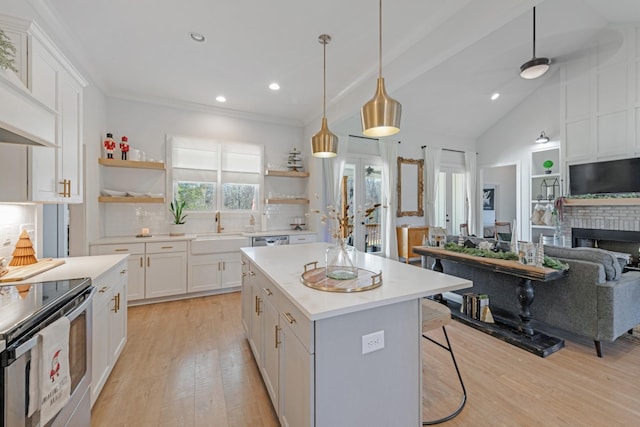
[275,325,281,348]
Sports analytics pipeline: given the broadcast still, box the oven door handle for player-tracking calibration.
[13,335,39,360]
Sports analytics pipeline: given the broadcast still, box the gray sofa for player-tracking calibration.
[435,239,640,357]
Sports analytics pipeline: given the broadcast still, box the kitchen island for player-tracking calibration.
[241,242,472,426]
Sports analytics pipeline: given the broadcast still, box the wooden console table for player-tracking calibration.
[413,246,568,357]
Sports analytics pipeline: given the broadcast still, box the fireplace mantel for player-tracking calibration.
[563,198,640,206]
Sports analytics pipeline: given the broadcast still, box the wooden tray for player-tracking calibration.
[300,262,382,293]
[0,258,65,283]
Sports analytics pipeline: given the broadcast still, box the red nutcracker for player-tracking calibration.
[120,136,130,160]
[103,133,116,159]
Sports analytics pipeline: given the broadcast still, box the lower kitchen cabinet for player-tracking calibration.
[241,255,314,425]
[188,252,242,293]
[91,258,128,407]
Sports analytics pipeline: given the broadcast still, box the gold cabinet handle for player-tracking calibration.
[222,261,226,270]
[139,256,143,268]
[66,179,71,197]
[257,297,262,315]
[111,295,118,312]
[98,286,108,293]
[263,288,273,296]
[147,257,150,267]
[161,246,173,249]
[242,272,247,277]
[116,293,121,311]
[240,260,246,266]
[115,248,129,252]
[58,179,70,197]
[282,312,296,324]
[275,325,281,348]
[120,269,127,275]
[249,271,256,277]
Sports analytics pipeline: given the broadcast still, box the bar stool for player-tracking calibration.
[421,298,467,425]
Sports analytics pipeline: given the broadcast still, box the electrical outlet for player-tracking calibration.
[362,330,385,355]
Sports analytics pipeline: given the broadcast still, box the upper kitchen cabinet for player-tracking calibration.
[0,17,87,203]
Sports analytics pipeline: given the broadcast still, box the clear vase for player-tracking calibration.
[326,241,358,280]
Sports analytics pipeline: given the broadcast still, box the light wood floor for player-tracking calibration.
[91,292,640,426]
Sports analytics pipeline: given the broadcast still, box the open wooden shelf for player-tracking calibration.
[98,158,165,170]
[265,169,309,178]
[265,198,309,205]
[563,198,640,206]
[99,196,165,204]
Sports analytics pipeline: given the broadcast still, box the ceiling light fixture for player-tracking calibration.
[189,32,206,43]
[269,82,280,91]
[491,93,500,101]
[215,95,226,103]
[520,7,550,79]
[535,131,550,144]
[311,34,338,158]
[361,0,401,137]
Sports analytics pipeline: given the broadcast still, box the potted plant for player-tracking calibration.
[169,199,187,236]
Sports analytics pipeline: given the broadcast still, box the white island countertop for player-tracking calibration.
[5,255,129,285]
[241,242,472,321]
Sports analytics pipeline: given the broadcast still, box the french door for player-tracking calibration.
[434,167,466,235]
[341,158,384,253]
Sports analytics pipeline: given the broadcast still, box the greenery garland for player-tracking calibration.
[443,242,569,270]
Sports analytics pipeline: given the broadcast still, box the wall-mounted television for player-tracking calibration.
[569,157,640,195]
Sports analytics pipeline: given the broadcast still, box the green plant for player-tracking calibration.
[0,28,18,72]
[543,160,554,169]
[169,199,187,224]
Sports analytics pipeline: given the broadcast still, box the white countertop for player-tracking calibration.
[241,242,472,321]
[90,230,316,245]
[6,255,129,285]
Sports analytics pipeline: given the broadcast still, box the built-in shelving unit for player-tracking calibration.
[530,147,561,242]
[264,169,310,205]
[98,158,166,203]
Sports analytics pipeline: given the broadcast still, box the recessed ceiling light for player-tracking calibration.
[269,82,280,91]
[189,32,205,43]
[216,95,226,103]
[491,93,500,101]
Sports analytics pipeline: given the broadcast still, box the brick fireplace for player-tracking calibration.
[559,202,640,266]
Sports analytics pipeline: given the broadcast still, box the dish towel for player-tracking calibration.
[28,316,71,425]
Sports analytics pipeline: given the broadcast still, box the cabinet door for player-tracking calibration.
[126,254,145,301]
[91,285,112,407]
[249,279,263,364]
[188,254,222,293]
[220,252,242,288]
[58,71,83,203]
[262,295,279,409]
[110,266,128,363]
[279,320,314,427]
[240,257,251,336]
[146,251,187,298]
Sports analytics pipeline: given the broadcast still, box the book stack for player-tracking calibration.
[461,293,493,322]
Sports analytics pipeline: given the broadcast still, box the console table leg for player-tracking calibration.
[432,258,444,273]
[516,278,535,335]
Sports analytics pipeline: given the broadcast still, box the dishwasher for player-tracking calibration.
[251,235,289,246]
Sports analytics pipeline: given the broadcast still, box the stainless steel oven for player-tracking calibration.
[1,278,93,427]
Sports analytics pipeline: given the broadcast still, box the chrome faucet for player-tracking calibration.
[215,211,224,233]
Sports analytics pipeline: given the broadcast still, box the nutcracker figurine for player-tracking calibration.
[103,133,116,159]
[120,136,130,160]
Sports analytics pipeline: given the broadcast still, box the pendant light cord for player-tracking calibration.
[532,6,537,58]
[323,37,327,119]
[378,0,382,78]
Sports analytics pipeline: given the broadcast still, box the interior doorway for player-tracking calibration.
[480,164,518,239]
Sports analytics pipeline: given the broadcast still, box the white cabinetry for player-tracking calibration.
[188,252,242,292]
[91,258,128,407]
[241,255,314,425]
[90,240,187,302]
[289,233,316,245]
[530,147,561,243]
[0,19,86,203]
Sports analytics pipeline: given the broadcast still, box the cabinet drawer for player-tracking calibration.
[92,260,125,305]
[290,234,316,244]
[279,299,314,353]
[93,243,145,255]
[146,241,188,253]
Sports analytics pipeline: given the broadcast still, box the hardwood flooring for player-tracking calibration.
[92,292,640,426]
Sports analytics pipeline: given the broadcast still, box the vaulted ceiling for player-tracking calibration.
[34,0,640,139]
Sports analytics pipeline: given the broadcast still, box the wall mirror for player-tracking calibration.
[397,157,424,217]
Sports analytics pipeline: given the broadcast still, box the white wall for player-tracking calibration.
[0,204,38,261]
[482,165,517,224]
[94,98,305,237]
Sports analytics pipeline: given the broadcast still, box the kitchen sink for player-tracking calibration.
[191,234,249,254]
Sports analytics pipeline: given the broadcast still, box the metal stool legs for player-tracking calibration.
[422,325,467,425]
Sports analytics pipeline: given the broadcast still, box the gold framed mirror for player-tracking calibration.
[397,157,424,217]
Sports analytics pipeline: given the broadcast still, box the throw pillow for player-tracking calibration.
[544,246,622,281]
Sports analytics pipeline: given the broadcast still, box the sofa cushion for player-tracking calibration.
[544,246,622,281]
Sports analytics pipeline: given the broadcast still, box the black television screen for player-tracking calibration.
[569,157,640,195]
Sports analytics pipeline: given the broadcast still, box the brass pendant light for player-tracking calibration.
[311,34,338,158]
[361,0,401,137]
[520,7,550,79]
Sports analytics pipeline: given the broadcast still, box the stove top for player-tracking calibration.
[0,277,92,348]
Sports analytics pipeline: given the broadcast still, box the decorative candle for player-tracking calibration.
[141,228,150,235]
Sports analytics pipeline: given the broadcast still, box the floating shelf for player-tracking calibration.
[98,158,165,170]
[99,196,165,204]
[265,198,309,205]
[531,173,560,179]
[563,198,640,206]
[265,170,309,178]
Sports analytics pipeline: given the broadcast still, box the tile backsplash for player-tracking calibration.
[0,204,37,261]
